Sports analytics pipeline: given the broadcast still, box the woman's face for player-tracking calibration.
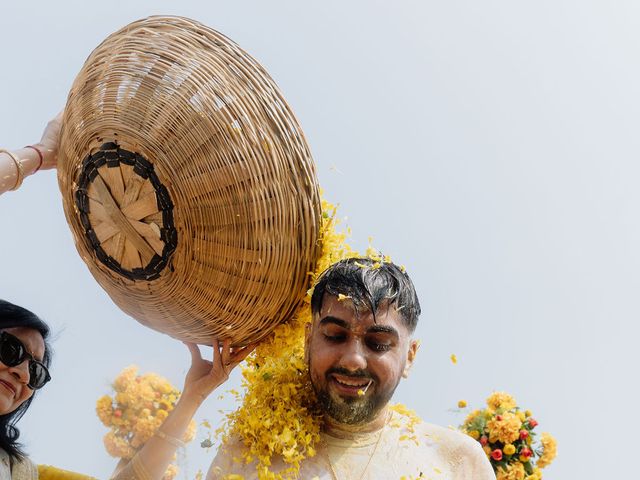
[0,327,45,414]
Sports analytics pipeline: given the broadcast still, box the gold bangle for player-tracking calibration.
[130,454,152,480]
[155,429,186,448]
[0,148,25,190]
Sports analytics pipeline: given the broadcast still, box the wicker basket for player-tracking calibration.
[58,16,321,345]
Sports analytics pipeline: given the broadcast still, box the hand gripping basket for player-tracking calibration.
[57,16,321,345]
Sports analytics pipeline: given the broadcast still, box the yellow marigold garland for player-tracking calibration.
[459,391,557,479]
[218,199,352,479]
[96,366,197,480]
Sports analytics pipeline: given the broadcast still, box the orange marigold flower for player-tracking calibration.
[496,462,526,480]
[537,432,557,468]
[487,412,522,444]
[486,391,517,411]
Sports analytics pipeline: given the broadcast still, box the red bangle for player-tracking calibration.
[25,145,44,173]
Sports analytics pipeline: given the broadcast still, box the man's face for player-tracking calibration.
[306,294,417,425]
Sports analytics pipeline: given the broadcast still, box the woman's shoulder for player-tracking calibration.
[10,454,38,480]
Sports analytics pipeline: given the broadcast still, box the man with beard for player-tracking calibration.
[208,258,495,479]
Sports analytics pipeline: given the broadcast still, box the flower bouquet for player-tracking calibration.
[96,366,196,480]
[460,392,557,480]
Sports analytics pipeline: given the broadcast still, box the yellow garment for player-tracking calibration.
[208,412,496,480]
[38,465,98,480]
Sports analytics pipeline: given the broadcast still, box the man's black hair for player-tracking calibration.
[0,299,52,461]
[310,257,421,332]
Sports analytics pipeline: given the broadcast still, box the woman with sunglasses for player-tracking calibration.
[0,299,51,479]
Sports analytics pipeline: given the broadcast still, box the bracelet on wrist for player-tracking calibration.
[155,429,186,449]
[25,145,44,173]
[0,149,25,190]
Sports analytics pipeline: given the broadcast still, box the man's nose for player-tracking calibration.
[339,341,368,371]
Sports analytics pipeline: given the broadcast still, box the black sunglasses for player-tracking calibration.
[0,332,51,390]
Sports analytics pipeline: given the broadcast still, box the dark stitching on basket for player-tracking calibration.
[75,142,178,281]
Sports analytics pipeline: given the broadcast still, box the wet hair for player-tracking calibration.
[310,257,421,332]
[0,299,52,460]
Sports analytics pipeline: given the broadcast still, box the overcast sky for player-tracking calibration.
[2,1,639,478]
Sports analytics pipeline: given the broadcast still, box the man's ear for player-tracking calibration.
[402,339,420,378]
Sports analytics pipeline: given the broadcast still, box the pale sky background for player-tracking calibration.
[1,1,637,478]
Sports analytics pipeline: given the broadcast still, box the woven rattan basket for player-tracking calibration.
[58,16,321,345]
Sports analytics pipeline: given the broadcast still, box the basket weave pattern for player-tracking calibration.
[58,16,321,345]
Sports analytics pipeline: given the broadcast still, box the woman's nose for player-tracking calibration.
[9,360,30,385]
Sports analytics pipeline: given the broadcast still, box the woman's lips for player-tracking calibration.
[0,380,16,396]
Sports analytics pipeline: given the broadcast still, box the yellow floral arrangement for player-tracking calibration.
[96,366,197,480]
[460,391,557,480]
[217,199,420,479]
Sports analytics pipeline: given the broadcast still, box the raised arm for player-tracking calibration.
[0,111,62,195]
[111,339,255,480]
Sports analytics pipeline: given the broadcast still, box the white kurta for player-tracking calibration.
[207,411,495,480]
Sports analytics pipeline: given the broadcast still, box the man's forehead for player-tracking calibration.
[316,294,404,332]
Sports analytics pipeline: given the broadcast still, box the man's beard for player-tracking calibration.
[312,367,397,425]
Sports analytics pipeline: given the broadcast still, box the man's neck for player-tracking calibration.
[322,407,390,440]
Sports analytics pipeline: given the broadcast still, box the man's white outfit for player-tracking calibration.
[208,410,496,479]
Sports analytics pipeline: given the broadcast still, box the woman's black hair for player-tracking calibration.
[0,299,52,460]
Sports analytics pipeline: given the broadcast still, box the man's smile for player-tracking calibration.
[329,374,373,396]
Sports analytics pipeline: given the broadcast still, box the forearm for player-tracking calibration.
[110,394,202,480]
[110,339,255,479]
[0,146,44,194]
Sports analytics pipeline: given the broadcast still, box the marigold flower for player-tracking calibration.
[487,412,522,444]
[97,366,193,478]
[457,400,467,408]
[496,462,526,480]
[536,432,557,468]
[103,431,134,459]
[96,395,113,426]
[503,444,516,455]
[486,391,517,411]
